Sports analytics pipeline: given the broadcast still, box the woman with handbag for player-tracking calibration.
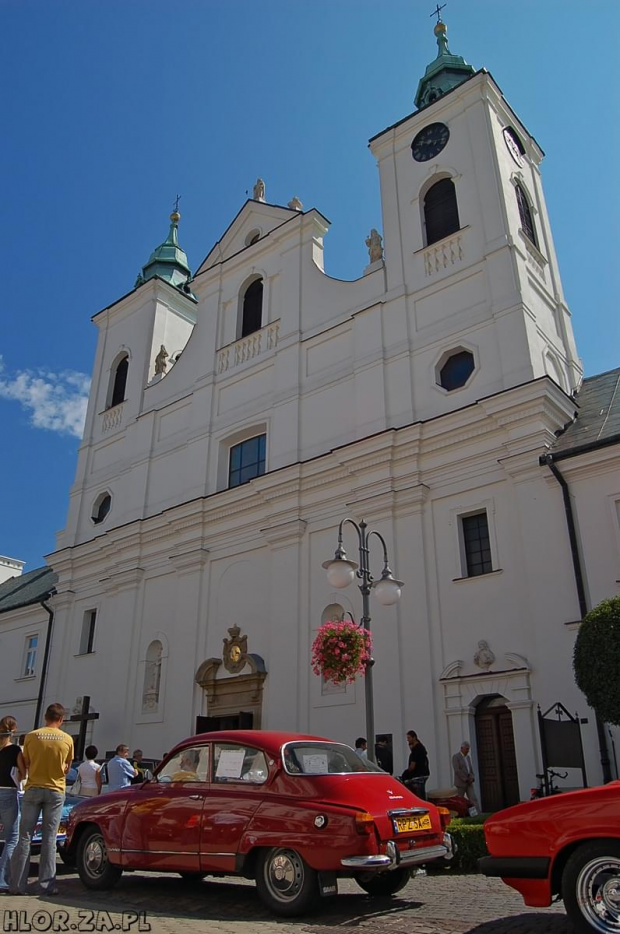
[75,745,102,797]
[0,715,26,891]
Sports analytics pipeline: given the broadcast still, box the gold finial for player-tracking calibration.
[434,21,447,35]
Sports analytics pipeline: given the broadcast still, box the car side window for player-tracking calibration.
[157,745,209,783]
[212,744,268,784]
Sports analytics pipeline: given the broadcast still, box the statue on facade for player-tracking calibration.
[287,195,303,211]
[365,228,384,263]
[253,178,266,202]
[154,344,169,376]
[142,642,162,712]
[474,640,496,671]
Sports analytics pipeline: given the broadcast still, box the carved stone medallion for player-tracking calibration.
[223,625,248,674]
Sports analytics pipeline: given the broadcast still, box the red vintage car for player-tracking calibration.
[65,730,453,916]
[480,780,620,934]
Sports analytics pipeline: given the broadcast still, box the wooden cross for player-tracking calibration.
[430,3,446,22]
[69,695,100,761]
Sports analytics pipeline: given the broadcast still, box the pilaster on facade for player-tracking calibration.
[259,518,307,549]
[98,565,145,594]
[168,547,210,574]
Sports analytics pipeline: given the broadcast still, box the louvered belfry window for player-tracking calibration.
[515,184,537,247]
[424,177,460,246]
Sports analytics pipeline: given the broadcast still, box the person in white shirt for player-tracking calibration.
[354,737,368,759]
[452,741,480,811]
[76,745,102,797]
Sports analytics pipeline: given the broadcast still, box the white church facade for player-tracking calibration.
[1,19,619,809]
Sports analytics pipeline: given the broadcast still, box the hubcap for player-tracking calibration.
[577,856,620,932]
[84,835,107,877]
[267,850,304,901]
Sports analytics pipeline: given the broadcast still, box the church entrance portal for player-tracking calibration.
[475,695,520,811]
[196,712,253,733]
[195,626,267,734]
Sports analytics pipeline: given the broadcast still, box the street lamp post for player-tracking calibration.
[322,518,404,763]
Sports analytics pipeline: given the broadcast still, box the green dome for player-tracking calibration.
[414,20,475,110]
[136,212,192,290]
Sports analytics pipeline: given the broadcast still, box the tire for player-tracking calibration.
[562,840,620,934]
[355,867,412,897]
[179,872,207,883]
[255,847,319,917]
[76,826,123,891]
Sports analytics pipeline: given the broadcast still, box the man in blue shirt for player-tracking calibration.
[106,744,138,792]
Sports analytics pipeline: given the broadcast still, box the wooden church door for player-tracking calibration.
[475,696,520,812]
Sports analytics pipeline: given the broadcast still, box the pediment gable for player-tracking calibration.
[196,200,299,274]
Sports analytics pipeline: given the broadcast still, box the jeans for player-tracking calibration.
[409,776,428,801]
[10,787,64,894]
[0,787,20,889]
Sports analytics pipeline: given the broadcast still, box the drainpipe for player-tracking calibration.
[541,453,612,783]
[33,599,54,730]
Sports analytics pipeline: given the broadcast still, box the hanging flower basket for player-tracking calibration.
[311,619,372,685]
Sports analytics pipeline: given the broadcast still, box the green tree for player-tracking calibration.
[573,596,620,726]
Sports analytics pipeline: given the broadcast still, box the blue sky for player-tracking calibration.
[1,0,618,572]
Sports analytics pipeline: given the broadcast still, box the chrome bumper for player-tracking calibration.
[341,833,454,871]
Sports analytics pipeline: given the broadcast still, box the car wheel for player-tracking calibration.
[76,827,123,890]
[178,872,207,883]
[562,840,620,934]
[355,867,412,896]
[256,847,319,917]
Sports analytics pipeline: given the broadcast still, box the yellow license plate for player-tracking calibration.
[394,815,432,833]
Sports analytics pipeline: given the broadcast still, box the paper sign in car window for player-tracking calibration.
[302,753,328,773]
[215,748,245,779]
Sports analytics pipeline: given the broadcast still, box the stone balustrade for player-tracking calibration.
[217,320,280,374]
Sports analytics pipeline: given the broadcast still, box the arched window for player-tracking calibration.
[515,183,537,247]
[241,279,263,338]
[110,355,129,408]
[424,177,460,246]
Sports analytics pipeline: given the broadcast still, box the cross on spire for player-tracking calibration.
[430,3,446,22]
[173,193,181,213]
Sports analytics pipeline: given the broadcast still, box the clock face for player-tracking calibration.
[411,122,450,162]
[503,127,524,165]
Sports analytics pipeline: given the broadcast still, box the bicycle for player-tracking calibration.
[530,768,568,799]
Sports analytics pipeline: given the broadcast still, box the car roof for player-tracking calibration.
[171,730,333,759]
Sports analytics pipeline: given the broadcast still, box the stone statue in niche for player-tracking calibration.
[142,642,162,711]
[474,640,496,671]
[253,178,266,202]
[365,228,384,263]
[154,344,169,376]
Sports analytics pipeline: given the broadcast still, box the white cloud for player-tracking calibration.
[0,356,90,439]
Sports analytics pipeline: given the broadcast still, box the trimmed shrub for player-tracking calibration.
[425,816,490,874]
[573,596,620,726]
[447,821,489,873]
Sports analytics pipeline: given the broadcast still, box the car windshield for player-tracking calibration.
[282,742,385,775]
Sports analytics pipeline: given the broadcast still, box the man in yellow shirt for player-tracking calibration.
[10,703,74,895]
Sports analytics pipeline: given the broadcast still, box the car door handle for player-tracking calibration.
[188,794,202,800]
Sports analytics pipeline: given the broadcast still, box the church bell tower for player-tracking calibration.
[369,15,582,421]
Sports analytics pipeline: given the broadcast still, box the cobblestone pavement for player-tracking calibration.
[0,863,572,934]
